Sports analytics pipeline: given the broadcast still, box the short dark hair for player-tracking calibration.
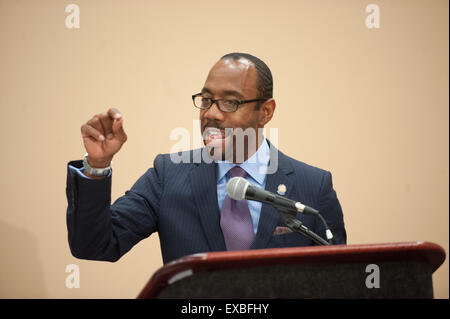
[220,52,273,100]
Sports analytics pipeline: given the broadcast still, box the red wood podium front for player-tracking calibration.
[137,241,445,299]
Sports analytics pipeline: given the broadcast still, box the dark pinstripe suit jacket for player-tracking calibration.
[66,144,346,264]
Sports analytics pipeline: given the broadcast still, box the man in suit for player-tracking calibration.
[66,53,346,264]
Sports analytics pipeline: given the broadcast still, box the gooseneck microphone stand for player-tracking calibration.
[277,208,331,246]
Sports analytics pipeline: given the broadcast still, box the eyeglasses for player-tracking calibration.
[192,93,267,113]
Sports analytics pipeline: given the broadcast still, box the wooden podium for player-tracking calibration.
[137,242,446,299]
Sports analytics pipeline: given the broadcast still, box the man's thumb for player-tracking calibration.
[112,118,127,140]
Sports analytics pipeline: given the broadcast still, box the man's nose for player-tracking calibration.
[202,102,225,121]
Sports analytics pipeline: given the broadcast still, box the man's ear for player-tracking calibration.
[258,98,276,126]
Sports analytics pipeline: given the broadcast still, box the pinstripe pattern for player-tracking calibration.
[66,142,346,264]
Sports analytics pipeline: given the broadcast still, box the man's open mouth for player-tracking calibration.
[203,127,231,146]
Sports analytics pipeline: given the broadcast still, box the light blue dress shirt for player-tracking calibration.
[216,137,270,235]
[70,137,270,235]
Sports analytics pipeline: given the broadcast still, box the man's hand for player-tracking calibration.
[80,108,127,169]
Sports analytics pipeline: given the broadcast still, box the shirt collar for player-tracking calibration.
[217,137,270,185]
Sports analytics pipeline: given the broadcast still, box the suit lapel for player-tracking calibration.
[189,159,227,251]
[252,146,295,249]
[188,143,295,251]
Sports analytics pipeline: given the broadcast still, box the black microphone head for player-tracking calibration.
[226,177,249,200]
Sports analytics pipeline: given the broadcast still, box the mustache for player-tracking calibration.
[201,121,226,131]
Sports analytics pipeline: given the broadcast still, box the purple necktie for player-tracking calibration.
[220,166,255,251]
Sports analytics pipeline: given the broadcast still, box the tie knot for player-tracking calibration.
[229,166,247,178]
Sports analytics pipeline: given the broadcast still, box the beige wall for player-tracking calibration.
[0,0,448,298]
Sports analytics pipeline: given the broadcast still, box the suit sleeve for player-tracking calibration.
[66,155,164,262]
[314,171,347,245]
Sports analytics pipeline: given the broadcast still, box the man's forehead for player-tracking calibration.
[221,57,252,69]
[204,58,257,95]
[209,57,254,74]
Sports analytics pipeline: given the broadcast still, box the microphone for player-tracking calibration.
[227,177,319,215]
[227,177,334,243]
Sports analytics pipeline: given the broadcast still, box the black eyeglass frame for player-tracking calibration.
[192,93,268,113]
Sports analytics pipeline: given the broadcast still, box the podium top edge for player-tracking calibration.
[137,241,446,299]
[166,241,445,269]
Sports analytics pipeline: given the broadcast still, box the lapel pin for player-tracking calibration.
[277,184,287,195]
